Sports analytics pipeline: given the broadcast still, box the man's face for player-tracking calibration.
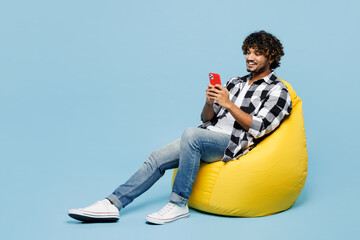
[245,48,271,74]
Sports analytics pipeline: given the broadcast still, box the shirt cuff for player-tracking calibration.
[248,116,262,138]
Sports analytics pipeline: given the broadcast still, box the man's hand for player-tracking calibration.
[206,84,231,109]
[203,83,252,130]
[205,84,216,105]
[201,84,219,122]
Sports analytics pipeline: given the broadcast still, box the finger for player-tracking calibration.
[209,96,217,101]
[214,84,223,90]
[207,89,218,95]
[207,92,218,98]
[206,89,217,95]
[207,84,215,90]
[208,87,222,92]
[209,88,222,94]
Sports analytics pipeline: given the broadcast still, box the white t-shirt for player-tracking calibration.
[207,81,251,135]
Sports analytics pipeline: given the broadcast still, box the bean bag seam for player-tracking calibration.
[206,162,224,207]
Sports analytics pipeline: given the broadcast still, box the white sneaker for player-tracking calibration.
[146,202,190,224]
[68,199,119,222]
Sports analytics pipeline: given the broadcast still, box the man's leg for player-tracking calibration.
[170,127,230,204]
[68,139,181,222]
[107,139,180,209]
[146,127,230,224]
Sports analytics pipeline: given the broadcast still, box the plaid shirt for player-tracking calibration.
[201,72,292,162]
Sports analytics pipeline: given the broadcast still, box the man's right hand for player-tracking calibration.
[201,84,217,122]
[206,84,217,105]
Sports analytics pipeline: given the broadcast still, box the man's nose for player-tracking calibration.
[247,53,255,61]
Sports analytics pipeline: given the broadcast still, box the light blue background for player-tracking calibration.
[1,0,359,239]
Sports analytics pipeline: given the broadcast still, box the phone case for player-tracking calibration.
[209,73,221,86]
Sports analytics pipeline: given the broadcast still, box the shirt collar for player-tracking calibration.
[248,71,277,84]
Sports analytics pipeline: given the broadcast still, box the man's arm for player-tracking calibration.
[201,102,215,122]
[247,86,292,138]
[207,84,292,136]
[200,84,217,122]
[225,102,252,131]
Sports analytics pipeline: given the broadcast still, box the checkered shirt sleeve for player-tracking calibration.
[248,84,292,139]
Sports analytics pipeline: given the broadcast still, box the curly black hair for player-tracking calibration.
[242,30,284,70]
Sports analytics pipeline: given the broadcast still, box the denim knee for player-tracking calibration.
[181,127,200,147]
[146,150,162,170]
[146,149,173,175]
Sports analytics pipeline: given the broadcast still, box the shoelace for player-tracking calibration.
[158,202,175,216]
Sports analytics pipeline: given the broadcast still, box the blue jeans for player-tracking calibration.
[107,127,230,209]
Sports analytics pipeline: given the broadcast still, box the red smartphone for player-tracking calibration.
[209,73,221,86]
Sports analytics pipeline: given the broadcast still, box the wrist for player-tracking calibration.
[224,101,233,110]
[206,101,213,106]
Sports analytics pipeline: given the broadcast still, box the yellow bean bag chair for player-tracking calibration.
[172,80,308,217]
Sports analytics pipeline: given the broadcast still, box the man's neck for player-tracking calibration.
[249,69,272,84]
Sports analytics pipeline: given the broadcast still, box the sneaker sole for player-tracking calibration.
[145,212,190,225]
[68,210,119,222]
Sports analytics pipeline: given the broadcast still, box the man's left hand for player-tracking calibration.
[208,85,231,109]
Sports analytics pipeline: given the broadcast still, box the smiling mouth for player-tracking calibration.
[247,61,257,67]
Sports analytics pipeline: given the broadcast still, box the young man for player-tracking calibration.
[68,30,292,224]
